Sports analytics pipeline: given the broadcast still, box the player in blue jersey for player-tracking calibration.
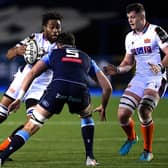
[0,32,112,166]
[0,12,63,160]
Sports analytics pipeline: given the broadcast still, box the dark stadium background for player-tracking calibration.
[0,0,167,93]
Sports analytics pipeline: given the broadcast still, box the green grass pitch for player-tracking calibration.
[0,96,168,168]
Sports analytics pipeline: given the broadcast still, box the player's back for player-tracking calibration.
[49,46,91,85]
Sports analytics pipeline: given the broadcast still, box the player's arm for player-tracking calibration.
[6,34,35,60]
[95,70,112,108]
[89,60,112,121]
[155,26,168,67]
[103,53,135,76]
[148,46,168,74]
[148,27,168,73]
[8,60,48,112]
[6,45,27,60]
[160,46,168,67]
[19,60,47,94]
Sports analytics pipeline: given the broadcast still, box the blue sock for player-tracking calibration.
[81,118,95,158]
[0,130,30,164]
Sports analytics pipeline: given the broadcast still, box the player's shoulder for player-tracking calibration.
[32,33,44,41]
[125,31,134,41]
[148,24,158,32]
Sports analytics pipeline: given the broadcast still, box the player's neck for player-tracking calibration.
[135,21,149,34]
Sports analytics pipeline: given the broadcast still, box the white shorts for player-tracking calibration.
[5,64,53,102]
[23,69,53,101]
[125,75,163,98]
[5,64,32,99]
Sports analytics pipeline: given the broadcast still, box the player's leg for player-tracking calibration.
[80,105,94,154]
[0,99,37,152]
[79,104,98,166]
[0,96,15,161]
[138,89,159,161]
[0,77,50,151]
[71,109,97,166]
[0,97,16,152]
[80,115,98,166]
[118,92,140,155]
[0,66,28,124]
[79,104,98,165]
[0,95,15,123]
[0,70,26,161]
[0,105,51,166]
[68,85,98,166]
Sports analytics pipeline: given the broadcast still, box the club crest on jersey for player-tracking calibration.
[144,38,151,43]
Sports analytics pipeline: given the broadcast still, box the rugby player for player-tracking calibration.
[0,32,112,166]
[103,3,168,161]
[0,12,62,155]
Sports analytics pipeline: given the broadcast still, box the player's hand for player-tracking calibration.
[103,64,119,76]
[148,62,164,74]
[93,105,106,121]
[8,99,21,113]
[15,45,27,56]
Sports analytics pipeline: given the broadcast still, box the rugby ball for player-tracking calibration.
[24,39,39,64]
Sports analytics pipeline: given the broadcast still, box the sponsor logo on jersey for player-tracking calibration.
[131,46,152,55]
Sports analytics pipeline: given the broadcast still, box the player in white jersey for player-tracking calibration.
[0,12,63,154]
[103,3,168,161]
[7,33,57,105]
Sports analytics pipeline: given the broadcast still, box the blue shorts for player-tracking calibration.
[39,80,91,115]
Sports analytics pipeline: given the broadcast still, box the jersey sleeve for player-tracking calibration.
[88,59,101,78]
[41,53,51,68]
[155,26,168,49]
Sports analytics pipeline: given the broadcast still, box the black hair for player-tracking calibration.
[42,12,63,26]
[126,3,145,14]
[56,32,75,46]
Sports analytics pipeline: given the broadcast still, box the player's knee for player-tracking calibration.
[0,104,9,122]
[30,109,47,128]
[137,95,158,124]
[80,104,92,118]
[81,117,94,127]
[138,95,158,112]
[138,114,153,125]
[119,94,138,113]
[26,107,35,116]
[137,108,153,125]
[118,109,132,124]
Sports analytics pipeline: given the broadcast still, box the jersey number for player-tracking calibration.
[66,48,79,58]
[61,49,82,63]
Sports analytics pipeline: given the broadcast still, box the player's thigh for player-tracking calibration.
[68,90,91,115]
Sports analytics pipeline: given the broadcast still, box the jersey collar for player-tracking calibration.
[133,22,150,34]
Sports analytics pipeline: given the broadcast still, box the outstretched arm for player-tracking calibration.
[8,60,47,112]
[6,45,27,60]
[103,53,135,76]
[93,70,112,121]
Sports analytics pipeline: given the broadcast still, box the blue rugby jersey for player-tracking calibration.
[41,46,100,86]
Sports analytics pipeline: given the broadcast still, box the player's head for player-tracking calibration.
[56,32,75,47]
[42,12,63,43]
[126,3,146,31]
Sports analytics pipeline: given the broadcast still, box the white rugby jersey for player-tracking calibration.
[125,23,168,77]
[21,33,57,101]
